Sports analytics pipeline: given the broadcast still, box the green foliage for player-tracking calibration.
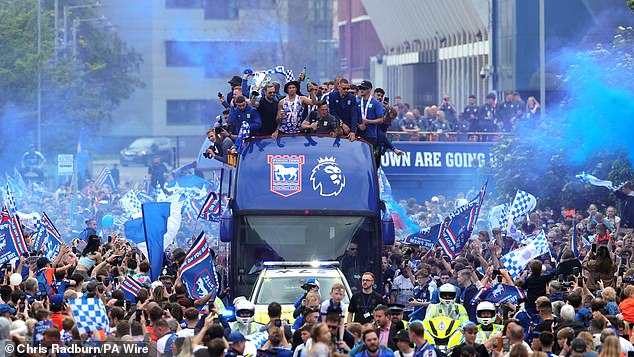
[490,129,632,211]
[0,0,142,152]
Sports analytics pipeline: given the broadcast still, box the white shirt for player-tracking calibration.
[176,328,195,338]
[157,333,174,353]
[392,275,415,306]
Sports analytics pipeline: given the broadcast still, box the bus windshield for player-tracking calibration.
[232,215,381,297]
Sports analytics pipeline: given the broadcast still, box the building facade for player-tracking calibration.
[98,0,337,142]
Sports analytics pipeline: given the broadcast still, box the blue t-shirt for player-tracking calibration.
[356,97,386,140]
[227,104,263,135]
[269,348,293,357]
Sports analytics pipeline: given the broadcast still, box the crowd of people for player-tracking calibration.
[385,91,540,142]
[0,71,633,357]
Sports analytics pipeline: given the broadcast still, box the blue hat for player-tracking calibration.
[306,278,320,288]
[227,331,249,344]
[0,304,16,314]
[50,294,64,306]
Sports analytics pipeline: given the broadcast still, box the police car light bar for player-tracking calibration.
[262,261,340,268]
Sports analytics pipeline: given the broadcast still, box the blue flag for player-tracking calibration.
[120,276,142,302]
[37,212,63,260]
[439,182,487,258]
[0,206,28,265]
[124,217,148,259]
[196,191,220,222]
[142,202,183,281]
[377,168,420,234]
[180,232,218,300]
[403,223,442,249]
[94,167,116,188]
[471,283,526,305]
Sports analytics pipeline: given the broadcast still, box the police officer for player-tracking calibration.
[229,297,263,335]
[474,301,503,344]
[424,284,469,326]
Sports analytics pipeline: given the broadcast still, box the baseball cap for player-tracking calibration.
[0,304,16,314]
[50,294,64,307]
[571,338,587,353]
[392,329,410,343]
[227,331,249,344]
[358,80,373,90]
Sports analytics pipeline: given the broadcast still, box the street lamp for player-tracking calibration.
[72,16,106,58]
[63,2,101,51]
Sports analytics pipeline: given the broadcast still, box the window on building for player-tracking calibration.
[165,0,204,8]
[166,100,212,125]
[204,0,239,19]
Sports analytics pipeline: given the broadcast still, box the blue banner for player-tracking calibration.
[471,283,526,305]
[0,207,28,264]
[180,232,218,300]
[380,142,494,175]
[124,218,145,251]
[440,182,487,258]
[196,192,220,222]
[120,276,142,302]
[235,136,379,212]
[403,223,442,249]
[38,212,63,261]
[142,203,171,281]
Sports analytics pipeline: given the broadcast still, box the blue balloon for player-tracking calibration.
[102,215,114,228]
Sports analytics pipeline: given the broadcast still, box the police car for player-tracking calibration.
[249,261,352,324]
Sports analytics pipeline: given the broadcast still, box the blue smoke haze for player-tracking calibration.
[521,44,634,165]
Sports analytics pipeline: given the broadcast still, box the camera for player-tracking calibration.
[562,281,573,288]
[274,319,282,327]
[492,269,501,276]
[217,92,223,99]
[203,149,214,159]
[384,97,390,104]
[301,283,317,291]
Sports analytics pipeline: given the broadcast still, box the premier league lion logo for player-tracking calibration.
[310,157,346,197]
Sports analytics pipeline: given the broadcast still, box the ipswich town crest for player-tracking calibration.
[268,155,305,197]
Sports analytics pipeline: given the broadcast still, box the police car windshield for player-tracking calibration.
[255,276,350,305]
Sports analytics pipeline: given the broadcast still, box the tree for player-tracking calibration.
[0,0,142,163]
[488,25,634,211]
